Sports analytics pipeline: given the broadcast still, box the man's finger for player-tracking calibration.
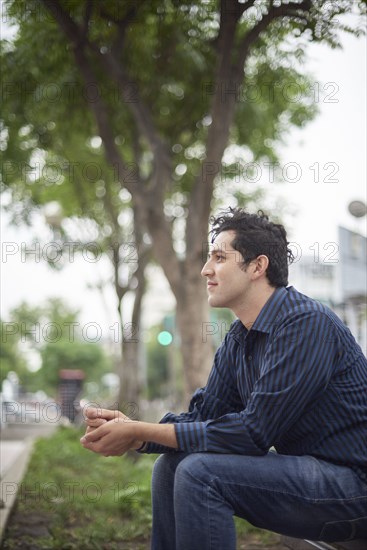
[80,423,106,444]
[81,439,102,454]
[86,418,107,428]
[85,407,120,421]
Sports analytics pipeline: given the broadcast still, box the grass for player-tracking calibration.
[2,426,153,549]
[2,426,282,549]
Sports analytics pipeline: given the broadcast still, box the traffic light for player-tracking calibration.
[157,330,173,346]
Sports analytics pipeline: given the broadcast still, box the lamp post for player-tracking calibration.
[348,200,367,218]
[43,201,63,230]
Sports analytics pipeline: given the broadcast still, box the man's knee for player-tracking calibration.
[174,454,213,490]
[152,454,171,487]
[152,453,167,476]
[152,452,189,489]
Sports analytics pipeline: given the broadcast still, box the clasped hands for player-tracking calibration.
[80,407,144,457]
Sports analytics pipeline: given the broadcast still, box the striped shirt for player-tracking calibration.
[142,286,367,482]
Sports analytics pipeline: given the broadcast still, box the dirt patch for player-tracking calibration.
[2,508,287,550]
[1,510,53,549]
[237,531,288,549]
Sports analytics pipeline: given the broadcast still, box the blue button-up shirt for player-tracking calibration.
[142,286,367,482]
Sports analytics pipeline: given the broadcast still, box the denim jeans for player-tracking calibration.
[151,452,367,550]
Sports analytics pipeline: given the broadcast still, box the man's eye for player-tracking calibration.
[216,255,224,262]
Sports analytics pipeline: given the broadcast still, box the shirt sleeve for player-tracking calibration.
[173,311,341,454]
[138,330,243,454]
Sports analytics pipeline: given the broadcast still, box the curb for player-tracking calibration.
[0,436,35,544]
[0,422,60,544]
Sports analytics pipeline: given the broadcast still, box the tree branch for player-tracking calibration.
[42,0,171,191]
[236,0,313,72]
[186,0,242,257]
[40,0,197,297]
[130,203,151,327]
[41,0,81,42]
[97,47,172,182]
[98,2,142,56]
[81,0,94,45]
[40,0,137,195]
[133,191,183,301]
[186,0,313,257]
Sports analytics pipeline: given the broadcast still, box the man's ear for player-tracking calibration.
[251,255,269,279]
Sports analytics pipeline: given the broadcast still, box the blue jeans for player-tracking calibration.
[151,452,367,550]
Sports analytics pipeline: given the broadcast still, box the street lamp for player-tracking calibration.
[43,201,63,229]
[348,200,367,219]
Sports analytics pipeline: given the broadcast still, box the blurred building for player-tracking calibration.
[289,226,367,356]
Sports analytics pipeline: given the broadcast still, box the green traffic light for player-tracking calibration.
[157,331,173,346]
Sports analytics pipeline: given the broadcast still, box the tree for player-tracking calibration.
[1,94,151,405]
[0,319,28,387]
[2,0,365,401]
[2,299,113,397]
[39,339,111,397]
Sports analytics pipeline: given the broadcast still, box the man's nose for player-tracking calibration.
[201,261,213,277]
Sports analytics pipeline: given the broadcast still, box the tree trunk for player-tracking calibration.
[116,203,150,410]
[176,269,214,404]
[119,336,141,414]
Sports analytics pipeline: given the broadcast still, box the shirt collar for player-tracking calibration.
[250,286,288,333]
[230,286,289,341]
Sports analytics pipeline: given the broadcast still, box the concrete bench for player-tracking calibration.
[281,536,366,550]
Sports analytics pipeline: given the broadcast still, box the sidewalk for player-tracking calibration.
[0,441,28,478]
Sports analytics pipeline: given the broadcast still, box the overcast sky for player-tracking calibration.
[1,9,366,335]
[274,30,366,249]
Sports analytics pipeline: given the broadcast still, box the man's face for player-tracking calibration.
[201,230,253,311]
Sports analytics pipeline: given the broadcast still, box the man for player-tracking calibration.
[81,208,367,549]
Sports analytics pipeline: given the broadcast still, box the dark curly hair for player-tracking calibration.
[209,208,294,287]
